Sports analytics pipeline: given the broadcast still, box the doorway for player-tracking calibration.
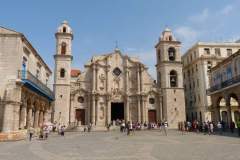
[148,110,156,123]
[75,109,85,125]
[111,103,124,121]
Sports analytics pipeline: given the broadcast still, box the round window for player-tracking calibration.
[78,96,84,103]
[113,67,122,76]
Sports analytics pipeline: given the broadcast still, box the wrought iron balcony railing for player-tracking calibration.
[18,70,54,99]
[207,74,240,94]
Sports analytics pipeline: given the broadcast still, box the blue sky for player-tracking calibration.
[1,0,240,78]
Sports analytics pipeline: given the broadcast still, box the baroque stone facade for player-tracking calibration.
[53,21,186,129]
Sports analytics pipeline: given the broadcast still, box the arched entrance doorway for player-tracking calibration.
[111,102,124,121]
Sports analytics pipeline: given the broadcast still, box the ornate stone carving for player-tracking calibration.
[99,73,105,90]
[99,102,105,120]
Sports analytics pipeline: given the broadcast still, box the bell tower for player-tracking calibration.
[155,28,185,128]
[53,21,73,126]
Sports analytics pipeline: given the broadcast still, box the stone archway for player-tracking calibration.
[227,93,240,125]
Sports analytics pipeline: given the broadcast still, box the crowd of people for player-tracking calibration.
[178,119,240,136]
[28,122,66,141]
[106,119,169,136]
[27,118,240,141]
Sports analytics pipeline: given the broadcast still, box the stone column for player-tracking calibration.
[158,95,163,122]
[137,66,140,94]
[19,101,27,129]
[137,96,141,122]
[214,106,221,122]
[106,65,109,92]
[141,98,144,123]
[140,66,143,92]
[106,97,111,125]
[87,96,91,125]
[96,67,99,91]
[145,101,149,123]
[91,96,95,125]
[43,110,47,123]
[33,108,40,128]
[39,110,44,127]
[93,65,96,91]
[226,101,232,127]
[2,102,20,132]
[125,63,129,93]
[27,106,33,128]
[125,97,130,122]
[95,96,98,125]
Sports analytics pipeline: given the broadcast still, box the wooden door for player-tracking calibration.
[148,110,156,123]
[76,109,85,125]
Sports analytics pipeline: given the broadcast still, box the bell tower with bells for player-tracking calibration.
[53,20,73,127]
[155,28,186,128]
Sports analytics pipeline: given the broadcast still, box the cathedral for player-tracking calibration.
[53,21,186,129]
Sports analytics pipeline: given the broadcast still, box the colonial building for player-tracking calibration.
[182,42,240,122]
[0,26,54,140]
[208,50,240,127]
[53,21,186,129]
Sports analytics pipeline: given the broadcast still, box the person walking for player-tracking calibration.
[88,123,92,132]
[236,118,240,137]
[163,121,168,136]
[28,126,34,141]
[60,125,65,136]
[230,121,235,133]
[126,121,130,135]
[209,122,214,135]
[217,121,222,135]
[44,126,49,139]
[129,122,133,135]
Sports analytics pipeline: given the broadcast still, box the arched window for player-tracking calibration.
[169,36,172,41]
[168,47,176,61]
[158,72,161,87]
[63,27,66,33]
[170,70,177,87]
[157,49,161,62]
[60,68,65,78]
[61,42,67,55]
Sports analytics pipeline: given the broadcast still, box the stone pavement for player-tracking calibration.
[0,130,239,160]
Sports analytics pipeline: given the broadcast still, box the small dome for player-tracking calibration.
[164,27,171,32]
[57,20,73,34]
[62,20,68,24]
[160,27,176,41]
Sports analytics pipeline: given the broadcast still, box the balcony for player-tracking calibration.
[18,70,54,101]
[207,74,240,95]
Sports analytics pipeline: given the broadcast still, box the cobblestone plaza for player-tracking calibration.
[0,130,239,160]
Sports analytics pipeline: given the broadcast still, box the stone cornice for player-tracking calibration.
[54,54,73,60]
[155,40,181,48]
[55,32,73,40]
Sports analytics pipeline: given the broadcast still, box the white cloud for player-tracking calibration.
[176,3,237,52]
